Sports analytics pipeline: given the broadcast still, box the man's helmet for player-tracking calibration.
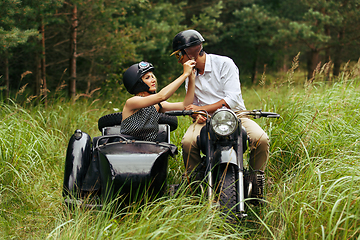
[123,62,154,94]
[171,29,205,56]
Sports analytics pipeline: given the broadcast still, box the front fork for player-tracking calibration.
[204,122,214,204]
[237,123,247,216]
[204,122,247,216]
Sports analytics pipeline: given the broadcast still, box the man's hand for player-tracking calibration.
[185,104,202,111]
[194,114,206,123]
[185,104,207,123]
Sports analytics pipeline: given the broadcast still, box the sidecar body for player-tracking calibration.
[63,123,177,208]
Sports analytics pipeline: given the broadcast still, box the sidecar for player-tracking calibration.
[62,113,178,208]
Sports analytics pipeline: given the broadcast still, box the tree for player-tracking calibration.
[39,0,188,98]
[68,2,77,99]
[327,0,360,76]
[0,0,63,104]
[127,1,188,87]
[24,0,64,105]
[226,4,282,83]
[276,0,360,79]
[0,0,39,100]
[3,0,360,101]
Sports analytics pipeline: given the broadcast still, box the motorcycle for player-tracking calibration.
[165,107,280,218]
[62,108,279,218]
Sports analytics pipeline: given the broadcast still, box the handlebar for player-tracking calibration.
[240,110,281,119]
[165,110,209,117]
[165,109,280,119]
[165,110,194,116]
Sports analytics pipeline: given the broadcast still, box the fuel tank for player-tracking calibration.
[96,140,177,203]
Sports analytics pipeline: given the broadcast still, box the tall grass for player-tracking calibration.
[1,59,360,239]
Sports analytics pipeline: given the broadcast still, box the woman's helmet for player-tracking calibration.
[171,29,205,57]
[123,61,154,94]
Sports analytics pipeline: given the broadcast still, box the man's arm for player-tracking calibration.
[184,100,230,124]
[185,99,229,114]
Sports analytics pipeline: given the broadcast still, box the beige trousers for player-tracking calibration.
[181,117,269,173]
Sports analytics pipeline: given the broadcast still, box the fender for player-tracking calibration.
[63,130,92,197]
[213,146,238,166]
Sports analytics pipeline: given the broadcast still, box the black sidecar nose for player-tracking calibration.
[97,141,176,203]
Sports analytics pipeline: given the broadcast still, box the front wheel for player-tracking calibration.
[214,164,238,216]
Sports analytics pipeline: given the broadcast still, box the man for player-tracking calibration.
[170,29,269,199]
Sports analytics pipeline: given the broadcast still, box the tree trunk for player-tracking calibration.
[41,20,47,107]
[35,52,41,97]
[282,54,288,73]
[69,4,77,99]
[324,25,331,81]
[333,29,344,76]
[86,59,94,94]
[325,26,331,63]
[5,51,9,102]
[306,49,320,80]
[251,46,259,84]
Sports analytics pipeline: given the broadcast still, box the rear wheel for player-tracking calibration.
[214,164,238,216]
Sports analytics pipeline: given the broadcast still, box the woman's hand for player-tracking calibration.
[183,60,196,77]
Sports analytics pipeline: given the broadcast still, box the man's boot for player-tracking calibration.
[245,170,265,205]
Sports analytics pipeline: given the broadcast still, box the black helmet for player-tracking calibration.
[171,29,205,56]
[123,61,154,94]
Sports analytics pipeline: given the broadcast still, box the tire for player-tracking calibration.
[158,113,178,131]
[215,164,238,216]
[98,112,178,132]
[98,112,122,132]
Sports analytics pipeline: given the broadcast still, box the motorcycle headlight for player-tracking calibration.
[211,109,238,136]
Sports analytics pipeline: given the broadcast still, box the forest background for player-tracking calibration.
[1,0,360,103]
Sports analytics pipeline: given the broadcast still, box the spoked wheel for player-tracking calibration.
[214,164,238,217]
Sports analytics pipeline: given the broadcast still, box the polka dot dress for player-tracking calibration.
[120,105,159,141]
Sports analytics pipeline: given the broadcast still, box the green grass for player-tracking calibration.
[1,60,360,239]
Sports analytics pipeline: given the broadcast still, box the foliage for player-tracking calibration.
[0,0,39,53]
[0,28,39,52]
[223,3,283,82]
[2,0,360,99]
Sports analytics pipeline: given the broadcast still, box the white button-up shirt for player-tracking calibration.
[185,53,246,111]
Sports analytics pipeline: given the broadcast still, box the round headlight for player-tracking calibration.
[211,109,238,136]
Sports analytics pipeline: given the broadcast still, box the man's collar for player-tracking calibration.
[204,53,211,73]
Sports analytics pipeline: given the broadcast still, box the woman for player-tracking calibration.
[120,60,196,141]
